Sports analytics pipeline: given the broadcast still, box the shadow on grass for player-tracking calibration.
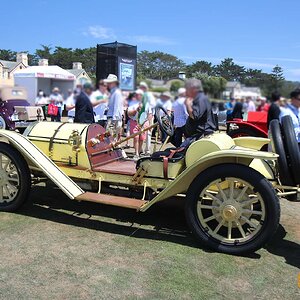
[19,185,202,250]
[16,185,298,262]
[265,225,300,269]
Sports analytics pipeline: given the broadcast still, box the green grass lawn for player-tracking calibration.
[0,185,299,299]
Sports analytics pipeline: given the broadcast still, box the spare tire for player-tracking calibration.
[269,119,294,186]
[281,115,300,184]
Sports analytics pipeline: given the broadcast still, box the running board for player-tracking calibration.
[75,192,147,210]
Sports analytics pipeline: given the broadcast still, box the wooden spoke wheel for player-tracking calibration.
[0,143,31,211]
[185,164,280,255]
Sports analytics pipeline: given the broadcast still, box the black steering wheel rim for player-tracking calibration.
[155,106,174,137]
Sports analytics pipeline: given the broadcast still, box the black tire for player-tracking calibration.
[228,127,266,138]
[185,164,280,255]
[281,115,300,184]
[0,116,7,130]
[269,119,294,186]
[0,143,31,211]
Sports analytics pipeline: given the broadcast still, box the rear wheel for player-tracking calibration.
[269,119,294,186]
[0,116,6,130]
[0,143,31,211]
[185,164,280,255]
[281,115,300,184]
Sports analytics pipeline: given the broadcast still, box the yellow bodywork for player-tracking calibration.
[0,122,278,211]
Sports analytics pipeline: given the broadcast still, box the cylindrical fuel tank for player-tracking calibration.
[24,121,124,170]
[24,121,91,167]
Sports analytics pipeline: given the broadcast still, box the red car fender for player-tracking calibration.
[227,119,268,138]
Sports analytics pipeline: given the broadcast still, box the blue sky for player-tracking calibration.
[2,0,300,80]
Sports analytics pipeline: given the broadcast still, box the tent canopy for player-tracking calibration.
[14,66,75,81]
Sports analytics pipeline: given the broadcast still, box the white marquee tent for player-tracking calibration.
[14,66,76,105]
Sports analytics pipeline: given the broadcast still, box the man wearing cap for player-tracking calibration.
[139,81,156,155]
[184,78,216,142]
[74,82,95,124]
[104,74,124,140]
[172,87,188,147]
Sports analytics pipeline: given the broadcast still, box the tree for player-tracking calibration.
[51,46,74,69]
[35,44,52,61]
[271,65,285,90]
[0,49,17,61]
[185,60,214,77]
[137,50,185,80]
[215,58,246,82]
[73,47,96,75]
[170,80,184,92]
[192,72,227,98]
[244,68,263,87]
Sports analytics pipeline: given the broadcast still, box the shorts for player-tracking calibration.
[130,119,146,141]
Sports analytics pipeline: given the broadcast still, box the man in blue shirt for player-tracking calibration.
[280,89,300,146]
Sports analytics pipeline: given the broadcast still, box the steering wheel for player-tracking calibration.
[155,106,174,137]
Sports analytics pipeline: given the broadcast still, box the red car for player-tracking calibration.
[227,111,268,138]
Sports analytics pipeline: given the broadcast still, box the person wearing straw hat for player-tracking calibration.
[104,74,124,140]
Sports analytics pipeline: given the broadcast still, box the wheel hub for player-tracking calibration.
[222,205,238,221]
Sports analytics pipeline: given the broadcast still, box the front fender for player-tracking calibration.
[140,149,278,211]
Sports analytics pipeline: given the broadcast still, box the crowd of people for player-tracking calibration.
[34,75,197,160]
[35,75,300,158]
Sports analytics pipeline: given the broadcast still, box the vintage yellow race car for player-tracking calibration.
[0,109,294,255]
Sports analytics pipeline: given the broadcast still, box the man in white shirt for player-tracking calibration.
[104,74,124,141]
[139,81,156,155]
[280,89,300,146]
[172,88,188,147]
[246,97,256,112]
[90,79,109,127]
[65,89,76,122]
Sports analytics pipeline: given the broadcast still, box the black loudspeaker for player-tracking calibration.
[96,41,137,91]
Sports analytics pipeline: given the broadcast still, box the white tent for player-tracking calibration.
[14,66,76,105]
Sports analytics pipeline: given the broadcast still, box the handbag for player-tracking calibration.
[48,103,59,116]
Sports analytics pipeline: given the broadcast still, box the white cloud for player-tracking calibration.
[235,60,274,69]
[129,35,175,45]
[243,57,300,63]
[84,26,116,39]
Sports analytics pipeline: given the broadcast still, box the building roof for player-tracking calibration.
[66,69,89,78]
[0,60,20,72]
[226,81,241,88]
[14,65,76,81]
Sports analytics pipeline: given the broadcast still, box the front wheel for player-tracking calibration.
[185,164,280,255]
[0,143,31,211]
